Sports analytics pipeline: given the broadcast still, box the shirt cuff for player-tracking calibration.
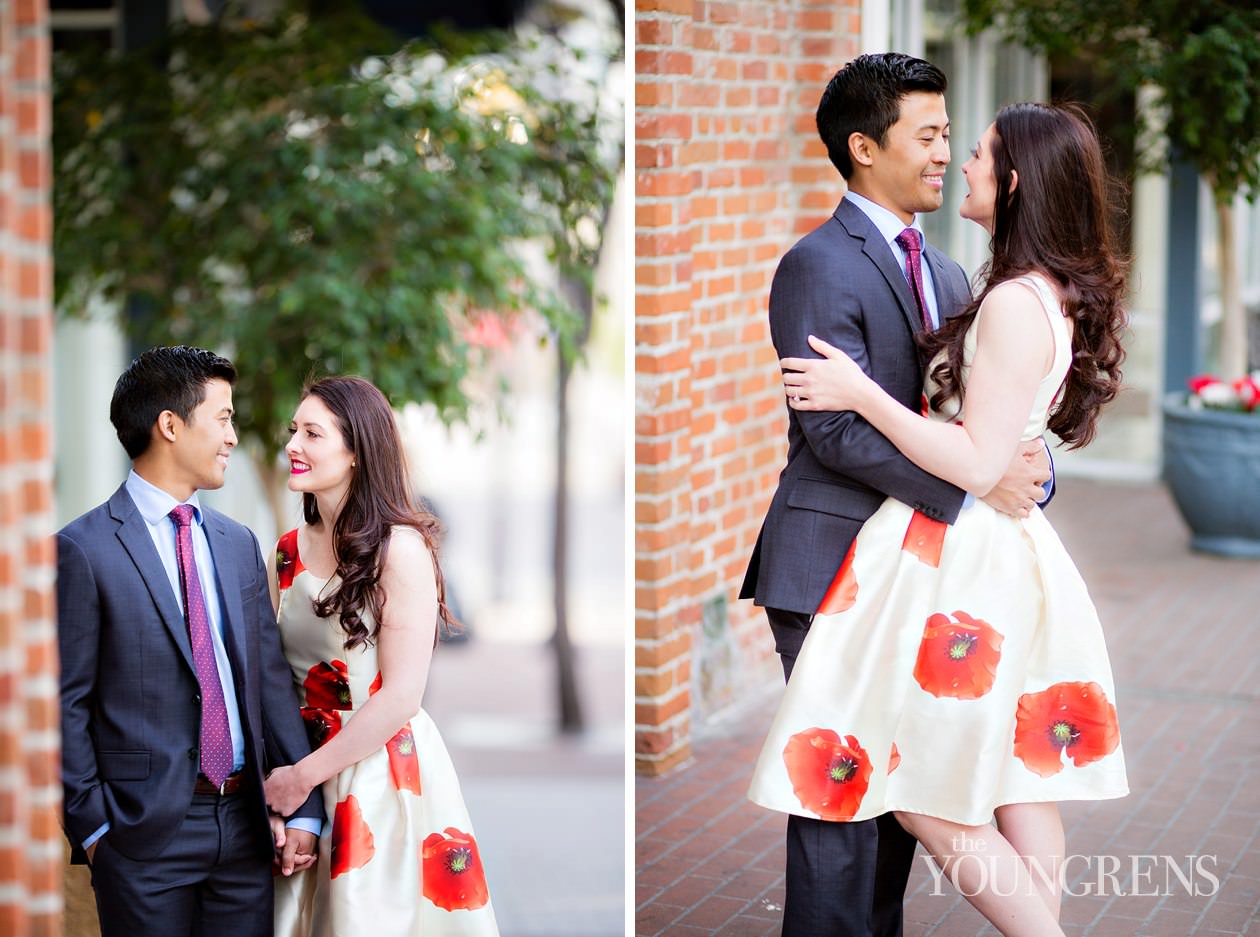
[286,817,322,838]
[83,822,110,850]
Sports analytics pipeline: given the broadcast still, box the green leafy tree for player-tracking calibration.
[962,0,1260,377]
[53,6,621,521]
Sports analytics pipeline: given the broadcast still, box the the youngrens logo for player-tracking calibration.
[921,842,1220,899]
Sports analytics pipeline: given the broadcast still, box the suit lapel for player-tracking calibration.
[836,199,927,338]
[109,486,195,673]
[924,244,969,320]
[203,510,250,678]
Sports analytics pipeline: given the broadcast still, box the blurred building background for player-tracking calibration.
[634,0,1260,775]
[1,0,626,935]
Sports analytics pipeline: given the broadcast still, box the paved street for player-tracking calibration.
[636,480,1260,936]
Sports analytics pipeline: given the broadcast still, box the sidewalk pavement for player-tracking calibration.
[636,479,1260,937]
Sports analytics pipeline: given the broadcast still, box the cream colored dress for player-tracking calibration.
[748,274,1128,825]
[273,527,499,937]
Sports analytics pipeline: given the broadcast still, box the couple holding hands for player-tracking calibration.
[57,348,498,937]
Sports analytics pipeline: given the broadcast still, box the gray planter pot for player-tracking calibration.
[1161,393,1260,557]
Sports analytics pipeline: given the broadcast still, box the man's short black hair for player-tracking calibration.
[816,53,948,179]
[109,346,237,459]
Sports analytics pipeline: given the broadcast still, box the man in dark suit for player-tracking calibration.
[740,54,1051,937]
[57,346,323,937]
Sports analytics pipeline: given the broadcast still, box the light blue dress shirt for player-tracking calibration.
[844,189,941,328]
[85,471,319,848]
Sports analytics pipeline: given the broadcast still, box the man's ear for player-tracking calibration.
[848,132,876,170]
[155,410,179,443]
[1008,169,1019,195]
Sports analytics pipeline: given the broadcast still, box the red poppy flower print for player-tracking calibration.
[300,707,342,749]
[782,728,872,821]
[1014,681,1120,778]
[887,742,901,775]
[386,724,422,795]
[330,795,375,878]
[368,671,382,696]
[817,543,858,615]
[304,660,352,710]
[422,827,490,911]
[275,529,304,590]
[901,511,946,568]
[913,611,1004,700]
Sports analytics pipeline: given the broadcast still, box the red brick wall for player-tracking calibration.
[634,0,860,775]
[0,0,61,933]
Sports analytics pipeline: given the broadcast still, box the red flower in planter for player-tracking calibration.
[300,707,342,749]
[913,611,1004,700]
[330,795,375,878]
[1234,375,1260,411]
[1188,374,1223,394]
[275,529,305,591]
[901,511,947,568]
[386,724,422,795]
[304,660,352,710]
[1014,681,1120,778]
[817,543,859,615]
[422,827,490,911]
[782,728,872,821]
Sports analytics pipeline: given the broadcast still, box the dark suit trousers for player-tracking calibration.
[767,607,918,937]
[89,789,273,937]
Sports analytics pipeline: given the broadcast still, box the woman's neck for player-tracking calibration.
[312,486,348,539]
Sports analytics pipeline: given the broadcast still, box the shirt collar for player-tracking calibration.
[843,190,925,250]
[125,469,204,528]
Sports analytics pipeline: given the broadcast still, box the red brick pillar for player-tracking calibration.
[0,0,61,933]
[635,0,859,775]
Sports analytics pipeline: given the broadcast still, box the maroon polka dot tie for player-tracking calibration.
[895,227,933,331]
[169,505,233,788]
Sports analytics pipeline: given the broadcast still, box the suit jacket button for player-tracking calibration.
[188,747,198,760]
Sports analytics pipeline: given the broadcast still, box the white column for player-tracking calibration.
[861,0,891,54]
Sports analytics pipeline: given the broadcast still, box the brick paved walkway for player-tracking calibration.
[636,480,1260,936]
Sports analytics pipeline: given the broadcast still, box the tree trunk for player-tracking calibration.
[552,343,584,733]
[257,457,294,548]
[1216,197,1248,378]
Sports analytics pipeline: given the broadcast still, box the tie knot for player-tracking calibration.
[169,504,196,528]
[896,227,921,254]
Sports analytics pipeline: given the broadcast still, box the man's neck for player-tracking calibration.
[846,184,913,226]
[131,460,195,503]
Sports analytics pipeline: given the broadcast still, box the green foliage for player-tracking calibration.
[53,7,622,462]
[961,0,1260,205]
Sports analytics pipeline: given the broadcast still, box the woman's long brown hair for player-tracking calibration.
[302,376,458,649]
[919,102,1127,448]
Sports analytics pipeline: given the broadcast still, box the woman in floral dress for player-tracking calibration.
[749,104,1129,936]
[266,376,498,937]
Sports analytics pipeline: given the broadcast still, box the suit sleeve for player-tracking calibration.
[249,531,323,823]
[56,532,110,846]
[770,247,967,522]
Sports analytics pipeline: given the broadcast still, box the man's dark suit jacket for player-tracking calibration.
[741,197,972,616]
[57,484,322,862]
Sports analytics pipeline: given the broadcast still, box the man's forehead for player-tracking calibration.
[895,92,949,128]
[202,378,234,408]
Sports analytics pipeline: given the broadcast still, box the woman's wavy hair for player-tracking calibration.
[919,102,1128,448]
[301,376,458,649]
